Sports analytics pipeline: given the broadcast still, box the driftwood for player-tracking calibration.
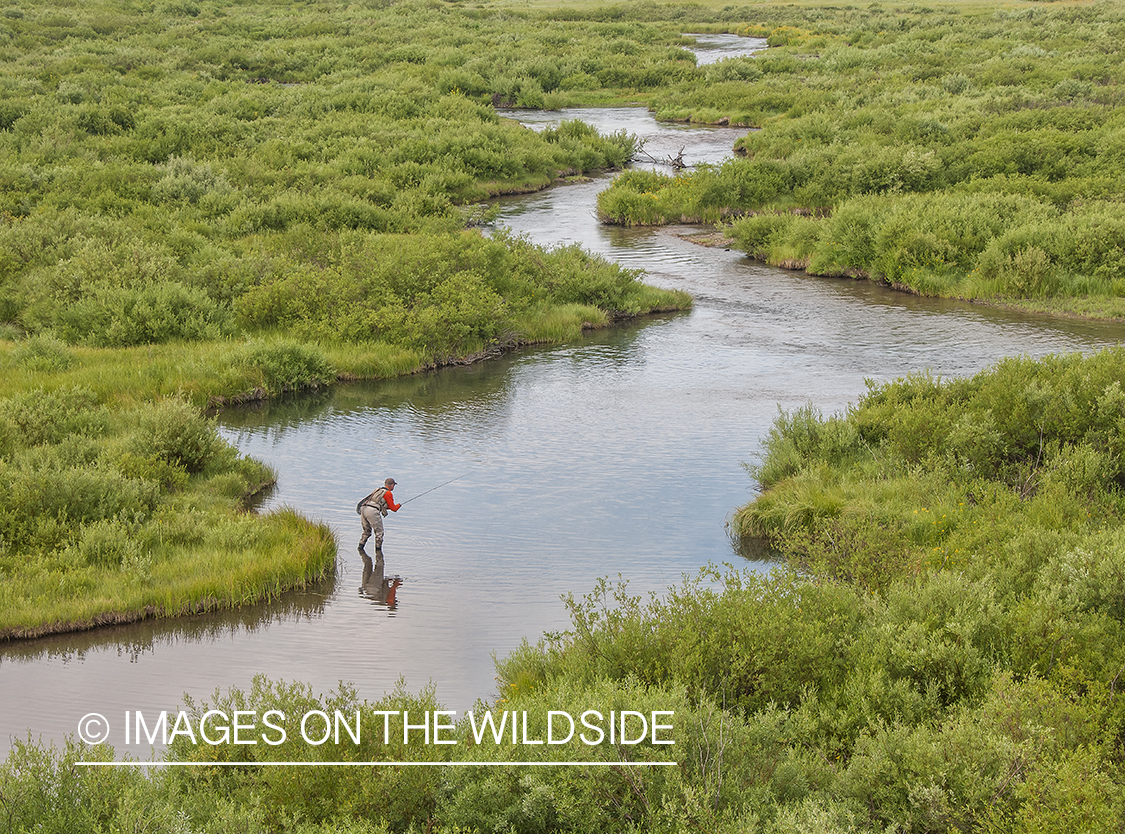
[634,146,689,170]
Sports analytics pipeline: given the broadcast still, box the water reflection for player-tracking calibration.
[360,554,403,610]
[0,587,334,669]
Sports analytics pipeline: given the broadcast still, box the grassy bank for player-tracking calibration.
[0,387,336,638]
[733,349,1125,588]
[596,2,1125,320]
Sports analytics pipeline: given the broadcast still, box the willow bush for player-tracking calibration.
[598,3,1125,317]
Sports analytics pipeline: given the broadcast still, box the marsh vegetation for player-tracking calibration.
[598,4,1125,318]
[0,0,695,635]
[4,0,1125,829]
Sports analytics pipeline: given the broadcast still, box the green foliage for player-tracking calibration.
[0,386,107,451]
[498,570,864,718]
[232,339,336,395]
[6,333,73,372]
[169,677,447,831]
[598,3,1125,312]
[74,517,144,568]
[131,396,224,473]
[229,230,660,355]
[0,0,686,364]
[0,384,327,635]
[713,349,1125,827]
[9,3,1125,831]
[0,738,144,834]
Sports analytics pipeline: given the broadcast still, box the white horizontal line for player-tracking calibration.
[78,760,678,768]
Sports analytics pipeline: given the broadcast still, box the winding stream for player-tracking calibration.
[4,36,1125,758]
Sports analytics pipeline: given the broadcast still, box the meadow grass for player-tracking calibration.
[0,337,425,408]
[0,508,335,638]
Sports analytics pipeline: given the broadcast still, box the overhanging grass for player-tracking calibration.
[736,351,1125,590]
[0,290,690,410]
[0,508,335,639]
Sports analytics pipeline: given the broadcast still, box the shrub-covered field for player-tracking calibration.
[1,0,698,635]
[0,0,702,357]
[599,2,1125,318]
[6,0,1125,829]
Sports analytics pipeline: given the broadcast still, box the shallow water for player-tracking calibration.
[4,34,1125,758]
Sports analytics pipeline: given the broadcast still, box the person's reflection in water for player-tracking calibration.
[360,553,402,608]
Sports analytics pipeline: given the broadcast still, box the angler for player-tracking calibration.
[354,473,468,555]
[356,477,401,553]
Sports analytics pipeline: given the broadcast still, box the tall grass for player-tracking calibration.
[0,508,335,638]
[0,381,335,637]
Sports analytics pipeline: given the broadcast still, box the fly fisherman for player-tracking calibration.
[357,477,401,553]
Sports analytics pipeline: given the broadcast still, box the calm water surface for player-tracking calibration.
[4,35,1125,757]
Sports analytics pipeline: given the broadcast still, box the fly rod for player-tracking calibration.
[399,473,470,506]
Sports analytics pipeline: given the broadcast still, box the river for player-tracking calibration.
[3,35,1125,759]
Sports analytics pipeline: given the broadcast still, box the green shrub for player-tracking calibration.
[130,397,225,474]
[151,155,232,205]
[1010,745,1123,834]
[169,677,448,831]
[0,387,107,451]
[8,333,73,372]
[233,339,336,394]
[74,517,144,568]
[750,403,862,489]
[114,451,190,492]
[0,464,160,552]
[54,282,231,346]
[729,213,798,260]
[861,573,1003,710]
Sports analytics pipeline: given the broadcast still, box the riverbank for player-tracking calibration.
[675,227,1125,323]
[733,348,1125,586]
[0,290,689,411]
[596,2,1125,322]
[0,379,338,641]
[0,509,335,641]
[0,277,687,641]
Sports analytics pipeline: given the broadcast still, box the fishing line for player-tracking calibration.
[399,473,470,505]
